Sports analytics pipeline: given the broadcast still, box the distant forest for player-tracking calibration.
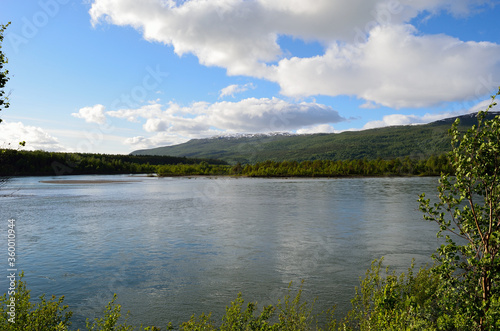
[0,149,227,176]
[0,149,453,178]
[228,154,453,177]
[155,154,453,177]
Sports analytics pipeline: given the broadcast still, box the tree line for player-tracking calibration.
[1,148,454,178]
[156,153,453,177]
[231,154,452,177]
[0,149,227,177]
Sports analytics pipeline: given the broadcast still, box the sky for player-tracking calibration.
[0,0,499,154]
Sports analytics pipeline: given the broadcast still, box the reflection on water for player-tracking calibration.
[0,175,441,328]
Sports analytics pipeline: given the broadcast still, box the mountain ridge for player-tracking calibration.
[131,111,500,164]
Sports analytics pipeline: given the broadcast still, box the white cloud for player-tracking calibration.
[363,114,428,129]
[0,121,67,151]
[108,98,345,134]
[103,97,345,148]
[272,24,500,108]
[362,97,498,129]
[106,103,163,122]
[124,133,189,150]
[466,98,495,114]
[219,83,255,98]
[360,101,380,109]
[72,104,107,124]
[296,124,337,134]
[89,0,499,108]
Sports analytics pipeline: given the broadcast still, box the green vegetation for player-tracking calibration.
[1,21,24,192]
[1,21,12,191]
[4,276,323,331]
[0,150,227,177]
[1,89,500,330]
[341,259,441,330]
[156,161,231,177]
[233,155,452,177]
[418,89,500,330]
[0,272,73,330]
[0,21,10,118]
[131,112,499,164]
[155,154,452,177]
[1,149,453,178]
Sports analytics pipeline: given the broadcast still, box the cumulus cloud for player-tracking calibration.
[467,98,495,114]
[102,97,345,148]
[124,132,190,150]
[296,124,337,134]
[72,104,107,124]
[89,0,499,108]
[362,96,498,129]
[272,24,500,108]
[108,98,345,134]
[219,83,255,98]
[363,114,431,129]
[107,102,163,122]
[0,121,67,151]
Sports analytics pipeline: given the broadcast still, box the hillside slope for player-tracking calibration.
[131,112,499,164]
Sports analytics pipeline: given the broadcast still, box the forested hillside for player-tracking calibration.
[132,112,500,164]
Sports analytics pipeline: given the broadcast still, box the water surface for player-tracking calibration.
[0,175,441,328]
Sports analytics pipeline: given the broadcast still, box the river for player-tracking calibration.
[1,175,442,328]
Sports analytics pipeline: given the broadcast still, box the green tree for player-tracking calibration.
[419,87,500,330]
[0,22,10,119]
[1,22,11,191]
[0,21,24,149]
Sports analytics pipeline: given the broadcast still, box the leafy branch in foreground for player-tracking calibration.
[419,87,500,330]
[0,21,11,118]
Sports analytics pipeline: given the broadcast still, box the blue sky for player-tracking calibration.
[1,0,499,154]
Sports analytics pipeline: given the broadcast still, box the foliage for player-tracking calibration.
[0,266,447,331]
[418,87,500,330]
[157,161,231,177]
[274,280,320,331]
[0,21,10,118]
[0,275,333,330]
[0,149,227,176]
[238,155,452,177]
[84,294,134,331]
[0,149,453,178]
[180,312,216,331]
[156,154,453,177]
[0,274,163,331]
[1,24,26,190]
[180,280,332,331]
[341,259,441,330]
[0,22,11,191]
[179,293,277,330]
[0,272,73,331]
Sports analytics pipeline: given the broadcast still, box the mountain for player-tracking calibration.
[131,112,500,164]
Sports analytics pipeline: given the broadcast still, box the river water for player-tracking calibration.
[1,175,442,328]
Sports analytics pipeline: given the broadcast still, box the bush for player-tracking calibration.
[341,259,441,330]
[0,272,73,330]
